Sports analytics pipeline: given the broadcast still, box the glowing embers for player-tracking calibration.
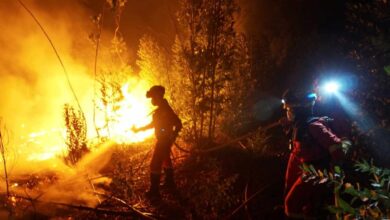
[95,80,154,143]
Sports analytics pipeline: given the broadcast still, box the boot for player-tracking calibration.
[145,173,161,200]
[162,168,177,192]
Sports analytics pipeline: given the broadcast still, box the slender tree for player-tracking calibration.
[0,118,12,218]
[173,0,255,144]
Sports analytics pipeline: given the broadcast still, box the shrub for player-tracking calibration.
[64,104,89,165]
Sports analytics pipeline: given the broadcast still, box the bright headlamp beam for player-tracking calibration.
[323,81,340,94]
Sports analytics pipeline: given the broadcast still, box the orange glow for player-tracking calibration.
[0,1,161,207]
[21,79,155,162]
[0,1,156,164]
[94,79,154,143]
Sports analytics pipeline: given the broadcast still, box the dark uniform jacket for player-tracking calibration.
[152,99,182,141]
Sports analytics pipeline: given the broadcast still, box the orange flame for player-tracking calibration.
[22,79,154,162]
[94,80,154,143]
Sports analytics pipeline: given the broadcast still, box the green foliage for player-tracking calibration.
[303,160,390,219]
[384,65,390,76]
[63,104,89,166]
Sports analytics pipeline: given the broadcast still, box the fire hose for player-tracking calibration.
[174,120,281,154]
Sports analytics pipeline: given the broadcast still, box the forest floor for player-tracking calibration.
[0,135,290,219]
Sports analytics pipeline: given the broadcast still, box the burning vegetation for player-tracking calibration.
[0,0,389,219]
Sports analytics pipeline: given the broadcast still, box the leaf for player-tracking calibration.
[334,166,342,174]
[351,197,358,205]
[377,194,389,199]
[318,170,324,178]
[327,205,343,214]
[344,185,360,197]
[309,165,318,176]
[319,177,328,184]
[384,65,390,76]
[301,163,310,173]
[370,190,378,200]
[355,160,371,172]
[338,197,356,214]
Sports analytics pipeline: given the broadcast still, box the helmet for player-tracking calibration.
[146,85,165,98]
[282,89,317,108]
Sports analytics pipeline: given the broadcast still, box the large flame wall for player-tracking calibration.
[0,1,153,170]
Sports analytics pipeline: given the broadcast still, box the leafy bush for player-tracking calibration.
[64,104,89,165]
[303,160,390,219]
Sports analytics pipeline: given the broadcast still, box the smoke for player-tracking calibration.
[0,141,116,207]
[0,0,171,207]
[0,0,117,206]
[0,0,96,153]
[253,96,281,121]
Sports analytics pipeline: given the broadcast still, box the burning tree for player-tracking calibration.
[137,0,255,146]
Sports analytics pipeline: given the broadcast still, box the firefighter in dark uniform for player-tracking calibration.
[133,85,182,199]
[281,89,348,219]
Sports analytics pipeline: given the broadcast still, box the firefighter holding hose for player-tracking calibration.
[280,88,349,218]
[132,85,182,200]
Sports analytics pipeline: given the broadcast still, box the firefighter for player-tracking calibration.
[281,89,346,219]
[133,85,182,200]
